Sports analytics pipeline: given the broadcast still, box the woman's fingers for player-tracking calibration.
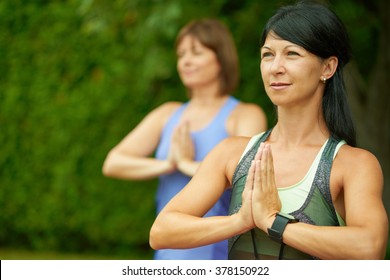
[261,144,271,192]
[254,142,265,161]
[240,160,255,228]
[266,144,276,190]
[245,160,255,192]
[251,143,281,230]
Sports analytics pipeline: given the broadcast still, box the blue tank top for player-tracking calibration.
[154,96,239,260]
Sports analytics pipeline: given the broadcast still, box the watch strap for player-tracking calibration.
[267,213,296,244]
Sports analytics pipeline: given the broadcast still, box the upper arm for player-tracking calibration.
[111,102,181,157]
[338,147,388,247]
[227,102,268,137]
[341,148,386,222]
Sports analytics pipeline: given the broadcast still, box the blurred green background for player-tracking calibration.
[1,0,389,259]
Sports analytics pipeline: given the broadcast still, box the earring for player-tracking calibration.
[321,77,327,84]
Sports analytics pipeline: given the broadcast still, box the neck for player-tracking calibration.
[190,79,222,96]
[270,106,329,148]
[189,83,227,106]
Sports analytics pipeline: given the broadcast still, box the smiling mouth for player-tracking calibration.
[271,82,290,86]
[270,82,291,90]
[182,70,196,76]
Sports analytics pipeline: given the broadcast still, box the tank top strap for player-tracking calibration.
[216,96,240,119]
[201,96,239,131]
[231,129,272,186]
[315,137,340,210]
[164,97,238,135]
[163,102,188,132]
[291,137,342,226]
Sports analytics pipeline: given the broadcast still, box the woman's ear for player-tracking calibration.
[322,56,338,80]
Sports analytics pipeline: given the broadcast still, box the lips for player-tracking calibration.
[181,69,196,76]
[270,82,291,90]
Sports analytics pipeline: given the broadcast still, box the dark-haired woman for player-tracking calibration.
[150,1,388,259]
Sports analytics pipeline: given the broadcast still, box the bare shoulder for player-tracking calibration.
[207,136,255,183]
[208,136,252,160]
[233,102,266,118]
[147,101,183,124]
[227,101,268,136]
[155,101,183,115]
[334,145,383,190]
[219,135,253,152]
[336,145,382,172]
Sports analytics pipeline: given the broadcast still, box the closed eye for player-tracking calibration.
[192,50,203,55]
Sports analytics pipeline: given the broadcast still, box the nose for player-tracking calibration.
[269,55,285,74]
[179,53,193,66]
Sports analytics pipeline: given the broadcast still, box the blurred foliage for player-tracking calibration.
[0,0,386,259]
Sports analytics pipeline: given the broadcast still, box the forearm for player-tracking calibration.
[102,152,175,180]
[176,160,200,177]
[150,212,250,250]
[283,222,387,260]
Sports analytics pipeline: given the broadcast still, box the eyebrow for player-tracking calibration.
[261,44,303,51]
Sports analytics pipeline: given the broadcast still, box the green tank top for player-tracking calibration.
[228,130,344,259]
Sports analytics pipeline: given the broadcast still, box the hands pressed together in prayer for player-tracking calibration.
[169,130,283,233]
[168,122,198,176]
[239,143,282,232]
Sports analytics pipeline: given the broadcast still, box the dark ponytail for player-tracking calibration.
[323,70,356,146]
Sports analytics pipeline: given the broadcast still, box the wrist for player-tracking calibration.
[233,213,255,235]
[177,158,191,169]
[267,212,298,244]
[165,159,177,173]
[256,212,278,233]
[177,159,197,176]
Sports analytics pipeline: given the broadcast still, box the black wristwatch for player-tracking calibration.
[267,212,298,244]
